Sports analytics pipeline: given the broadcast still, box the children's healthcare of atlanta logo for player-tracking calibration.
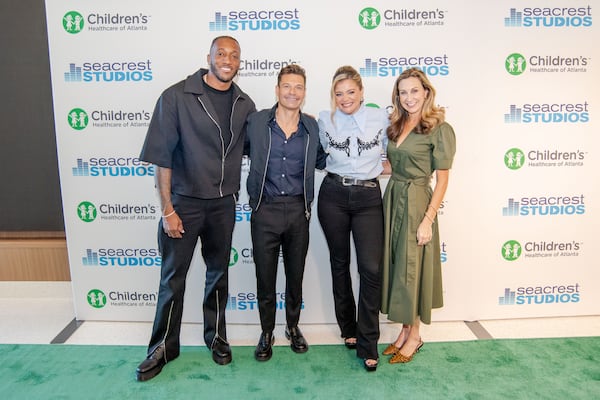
[506,53,526,75]
[63,11,84,33]
[358,7,381,29]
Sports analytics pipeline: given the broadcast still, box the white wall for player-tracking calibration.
[45,0,599,323]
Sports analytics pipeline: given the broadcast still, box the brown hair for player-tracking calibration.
[277,64,306,86]
[387,68,445,141]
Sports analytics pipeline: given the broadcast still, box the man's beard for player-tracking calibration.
[210,63,237,83]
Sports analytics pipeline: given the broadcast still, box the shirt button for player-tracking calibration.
[283,157,286,161]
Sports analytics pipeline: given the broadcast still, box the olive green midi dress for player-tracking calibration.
[381,122,456,324]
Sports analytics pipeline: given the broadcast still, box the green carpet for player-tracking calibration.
[2,337,599,399]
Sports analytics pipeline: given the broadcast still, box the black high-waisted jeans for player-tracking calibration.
[317,175,383,360]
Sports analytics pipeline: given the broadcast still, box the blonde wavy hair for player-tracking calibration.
[387,68,445,141]
[329,65,363,121]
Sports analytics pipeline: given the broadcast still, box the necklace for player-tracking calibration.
[276,109,300,138]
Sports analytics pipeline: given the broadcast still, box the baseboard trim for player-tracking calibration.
[0,235,70,281]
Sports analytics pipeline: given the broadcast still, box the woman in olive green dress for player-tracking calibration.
[380,68,456,364]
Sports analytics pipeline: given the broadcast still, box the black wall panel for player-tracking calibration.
[0,1,64,231]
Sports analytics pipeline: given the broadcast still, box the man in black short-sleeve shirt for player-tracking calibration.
[135,36,256,382]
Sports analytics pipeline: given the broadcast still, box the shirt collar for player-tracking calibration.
[334,104,367,133]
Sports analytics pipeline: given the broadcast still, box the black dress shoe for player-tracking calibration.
[136,344,167,381]
[211,337,232,365]
[254,331,274,361]
[285,326,308,353]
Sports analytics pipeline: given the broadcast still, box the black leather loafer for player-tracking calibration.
[285,326,308,353]
[211,337,232,365]
[136,344,167,381]
[254,331,274,361]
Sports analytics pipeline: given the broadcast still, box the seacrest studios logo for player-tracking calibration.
[62,10,151,33]
[71,157,155,177]
[359,6,446,29]
[504,102,589,124]
[504,6,592,28]
[227,292,305,311]
[209,9,300,31]
[360,54,449,78]
[236,202,252,223]
[498,283,581,305]
[82,248,161,267]
[76,201,157,223]
[68,108,151,130]
[501,239,581,261]
[502,194,585,217]
[64,60,153,83]
[504,147,585,169]
[506,52,589,75]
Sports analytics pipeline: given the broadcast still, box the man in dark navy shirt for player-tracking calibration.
[245,64,326,361]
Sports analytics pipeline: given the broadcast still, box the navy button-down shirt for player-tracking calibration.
[263,118,306,199]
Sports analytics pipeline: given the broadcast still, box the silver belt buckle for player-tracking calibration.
[341,176,354,186]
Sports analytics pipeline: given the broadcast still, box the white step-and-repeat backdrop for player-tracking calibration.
[45,1,599,323]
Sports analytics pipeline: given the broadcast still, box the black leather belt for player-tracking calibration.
[327,173,378,188]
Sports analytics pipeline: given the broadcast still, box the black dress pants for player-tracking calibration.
[317,175,383,360]
[251,196,309,333]
[147,194,235,359]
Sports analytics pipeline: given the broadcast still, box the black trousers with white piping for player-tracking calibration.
[147,194,235,359]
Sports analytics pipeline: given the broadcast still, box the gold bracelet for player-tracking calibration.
[427,204,438,214]
[424,213,435,224]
